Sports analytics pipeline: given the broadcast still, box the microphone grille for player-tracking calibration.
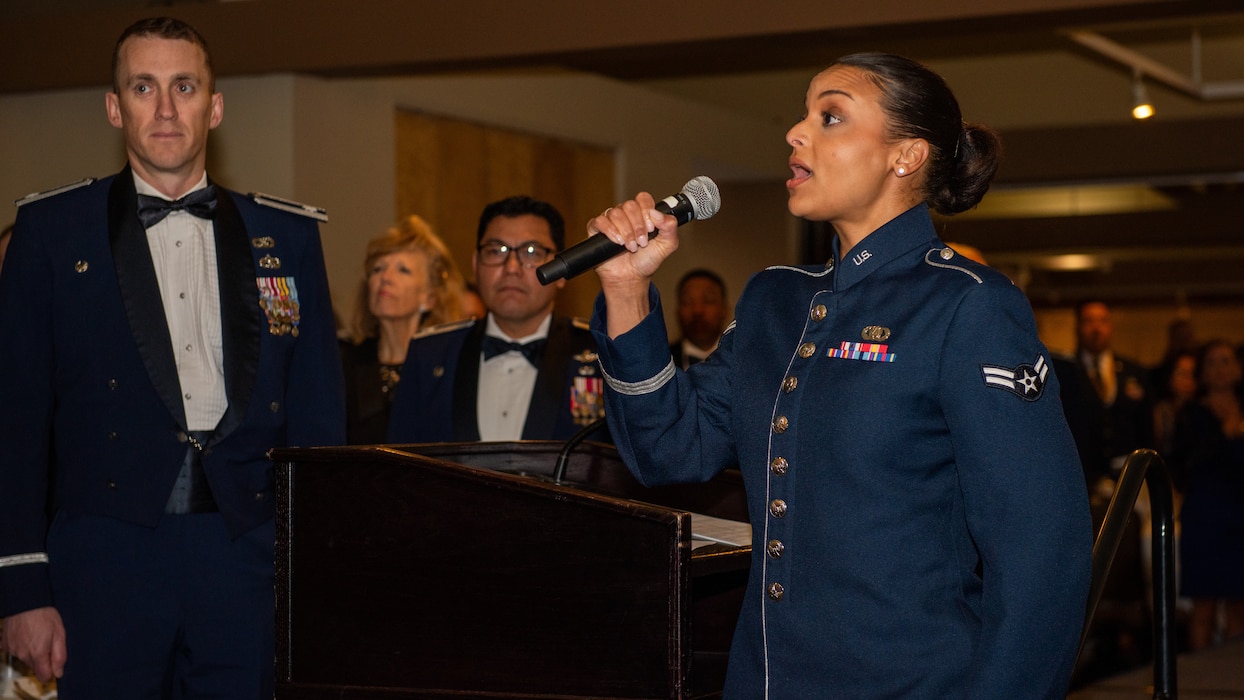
[682,176,721,220]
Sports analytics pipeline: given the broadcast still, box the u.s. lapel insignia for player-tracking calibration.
[251,236,276,249]
[981,354,1049,401]
[74,260,89,273]
[570,376,605,426]
[862,325,891,342]
[259,255,281,270]
[257,276,301,337]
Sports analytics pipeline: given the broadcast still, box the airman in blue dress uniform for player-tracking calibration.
[585,54,1091,699]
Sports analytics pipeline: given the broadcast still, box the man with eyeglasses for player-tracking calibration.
[387,195,605,443]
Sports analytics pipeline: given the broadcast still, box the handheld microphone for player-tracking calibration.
[536,176,721,285]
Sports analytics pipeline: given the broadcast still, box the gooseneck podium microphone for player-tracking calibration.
[536,176,721,285]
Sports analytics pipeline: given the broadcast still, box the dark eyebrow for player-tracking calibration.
[126,72,200,86]
[481,239,546,249]
[817,88,855,101]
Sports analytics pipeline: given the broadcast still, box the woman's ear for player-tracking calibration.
[894,139,930,177]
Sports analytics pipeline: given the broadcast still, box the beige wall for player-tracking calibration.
[1,69,792,333]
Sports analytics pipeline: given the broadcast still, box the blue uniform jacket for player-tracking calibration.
[0,169,345,617]
[387,316,605,443]
[591,204,1092,699]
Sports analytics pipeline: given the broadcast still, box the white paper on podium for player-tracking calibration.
[690,513,752,548]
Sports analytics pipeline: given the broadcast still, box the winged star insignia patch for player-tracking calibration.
[981,354,1049,401]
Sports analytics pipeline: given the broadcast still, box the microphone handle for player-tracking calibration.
[536,195,692,285]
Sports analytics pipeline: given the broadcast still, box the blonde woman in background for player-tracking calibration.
[341,215,470,443]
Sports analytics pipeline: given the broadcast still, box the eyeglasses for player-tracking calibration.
[477,241,554,269]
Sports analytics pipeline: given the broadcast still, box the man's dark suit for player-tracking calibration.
[670,340,712,371]
[1053,351,1154,486]
[386,316,605,442]
[0,169,344,692]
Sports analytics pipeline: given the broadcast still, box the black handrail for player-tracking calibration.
[1078,448,1178,699]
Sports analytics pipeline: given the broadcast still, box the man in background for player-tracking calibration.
[388,195,604,442]
[669,268,728,370]
[0,17,343,697]
[1055,300,1154,489]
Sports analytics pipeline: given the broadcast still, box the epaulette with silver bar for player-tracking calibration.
[14,178,95,207]
[250,192,328,222]
[413,318,477,338]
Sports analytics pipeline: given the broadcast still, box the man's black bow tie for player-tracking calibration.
[482,335,546,366]
[137,185,218,228]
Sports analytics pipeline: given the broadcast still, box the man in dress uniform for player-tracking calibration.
[669,268,728,370]
[387,196,604,442]
[0,17,344,698]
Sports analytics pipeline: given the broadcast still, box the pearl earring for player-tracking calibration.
[897,167,906,176]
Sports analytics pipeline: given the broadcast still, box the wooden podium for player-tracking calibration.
[270,441,749,700]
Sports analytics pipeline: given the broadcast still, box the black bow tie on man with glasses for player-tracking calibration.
[481,335,546,366]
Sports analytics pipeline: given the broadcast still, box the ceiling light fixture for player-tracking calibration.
[1132,70,1154,120]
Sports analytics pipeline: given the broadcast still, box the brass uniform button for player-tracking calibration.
[770,456,788,475]
[270,401,281,413]
[769,499,787,518]
[782,376,798,393]
[767,539,785,559]
[810,304,827,322]
[773,416,789,434]
[940,247,955,260]
[768,582,785,601]
[798,342,816,358]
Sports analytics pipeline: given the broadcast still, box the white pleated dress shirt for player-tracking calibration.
[476,313,551,441]
[135,172,227,432]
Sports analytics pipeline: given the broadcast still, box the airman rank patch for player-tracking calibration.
[570,376,605,426]
[257,276,301,337]
[827,341,895,362]
[981,354,1048,401]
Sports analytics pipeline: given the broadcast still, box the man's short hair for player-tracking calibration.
[1075,299,1109,320]
[677,268,727,300]
[112,17,215,93]
[476,196,565,251]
